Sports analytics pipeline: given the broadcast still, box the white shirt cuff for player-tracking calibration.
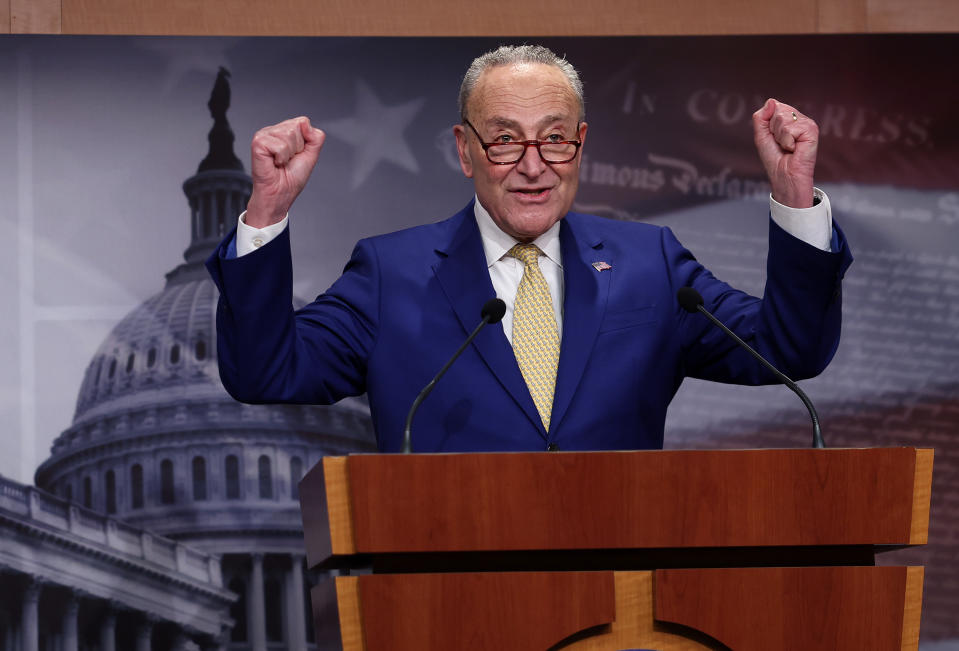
[236,211,289,257]
[768,188,832,252]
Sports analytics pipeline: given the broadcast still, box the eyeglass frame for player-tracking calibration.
[463,119,583,165]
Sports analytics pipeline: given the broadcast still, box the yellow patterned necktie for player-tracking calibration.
[508,243,560,431]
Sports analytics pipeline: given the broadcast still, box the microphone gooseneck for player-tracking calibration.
[677,287,825,449]
[402,298,507,454]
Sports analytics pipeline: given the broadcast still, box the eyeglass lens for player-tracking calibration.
[487,142,578,164]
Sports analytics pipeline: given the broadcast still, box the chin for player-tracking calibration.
[511,215,561,240]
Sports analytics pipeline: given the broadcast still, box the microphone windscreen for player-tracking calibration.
[482,298,507,324]
[677,287,704,313]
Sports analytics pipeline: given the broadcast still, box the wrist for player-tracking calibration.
[771,187,815,209]
[244,196,288,229]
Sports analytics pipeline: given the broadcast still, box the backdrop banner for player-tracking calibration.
[0,34,956,647]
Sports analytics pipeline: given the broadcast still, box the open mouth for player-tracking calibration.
[513,188,551,199]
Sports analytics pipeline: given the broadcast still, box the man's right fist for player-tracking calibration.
[245,117,325,228]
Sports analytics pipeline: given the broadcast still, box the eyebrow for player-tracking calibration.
[485,114,573,131]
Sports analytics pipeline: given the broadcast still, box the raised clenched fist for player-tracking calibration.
[752,99,818,209]
[245,116,326,228]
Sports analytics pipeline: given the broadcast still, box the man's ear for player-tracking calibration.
[453,124,474,178]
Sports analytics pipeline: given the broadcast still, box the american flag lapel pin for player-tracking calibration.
[591,261,612,272]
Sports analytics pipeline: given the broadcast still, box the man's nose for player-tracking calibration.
[514,144,548,177]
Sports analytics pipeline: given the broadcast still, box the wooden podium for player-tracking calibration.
[299,448,932,650]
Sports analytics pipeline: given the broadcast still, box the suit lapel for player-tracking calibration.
[550,215,612,434]
[433,206,546,437]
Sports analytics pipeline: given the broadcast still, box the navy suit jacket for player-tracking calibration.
[206,202,852,452]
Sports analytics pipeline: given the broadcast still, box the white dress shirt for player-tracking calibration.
[235,190,833,344]
[472,200,564,344]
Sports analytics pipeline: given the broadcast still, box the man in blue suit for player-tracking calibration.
[207,45,852,452]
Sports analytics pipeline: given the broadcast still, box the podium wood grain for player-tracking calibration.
[328,571,719,651]
[654,566,924,651]
[299,448,932,562]
[322,568,923,650]
[299,449,932,650]
[360,571,615,651]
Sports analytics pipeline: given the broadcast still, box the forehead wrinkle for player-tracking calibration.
[486,113,569,127]
[485,114,572,130]
[470,67,579,124]
[481,87,576,113]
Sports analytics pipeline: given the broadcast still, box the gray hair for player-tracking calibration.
[458,45,585,122]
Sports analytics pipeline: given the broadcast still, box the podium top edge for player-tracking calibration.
[326,447,932,459]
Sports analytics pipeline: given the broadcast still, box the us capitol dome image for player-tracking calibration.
[6,68,376,650]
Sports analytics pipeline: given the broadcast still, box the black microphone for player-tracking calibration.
[401,298,507,453]
[677,287,825,448]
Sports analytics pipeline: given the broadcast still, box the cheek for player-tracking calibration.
[559,169,580,192]
[486,168,512,188]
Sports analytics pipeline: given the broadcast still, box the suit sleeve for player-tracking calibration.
[205,227,380,404]
[669,217,853,385]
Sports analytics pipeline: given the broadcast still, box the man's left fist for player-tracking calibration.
[753,98,818,209]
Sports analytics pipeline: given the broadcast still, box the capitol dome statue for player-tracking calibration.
[34,68,376,651]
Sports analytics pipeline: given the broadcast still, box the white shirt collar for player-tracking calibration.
[472,196,563,269]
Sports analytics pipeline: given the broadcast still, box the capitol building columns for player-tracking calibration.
[0,570,229,650]
[285,554,308,650]
[20,580,40,651]
[99,604,118,651]
[220,551,315,650]
[249,553,268,651]
[1,474,235,651]
[62,593,79,651]
[136,618,155,651]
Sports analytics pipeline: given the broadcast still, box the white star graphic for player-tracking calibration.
[325,80,425,190]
